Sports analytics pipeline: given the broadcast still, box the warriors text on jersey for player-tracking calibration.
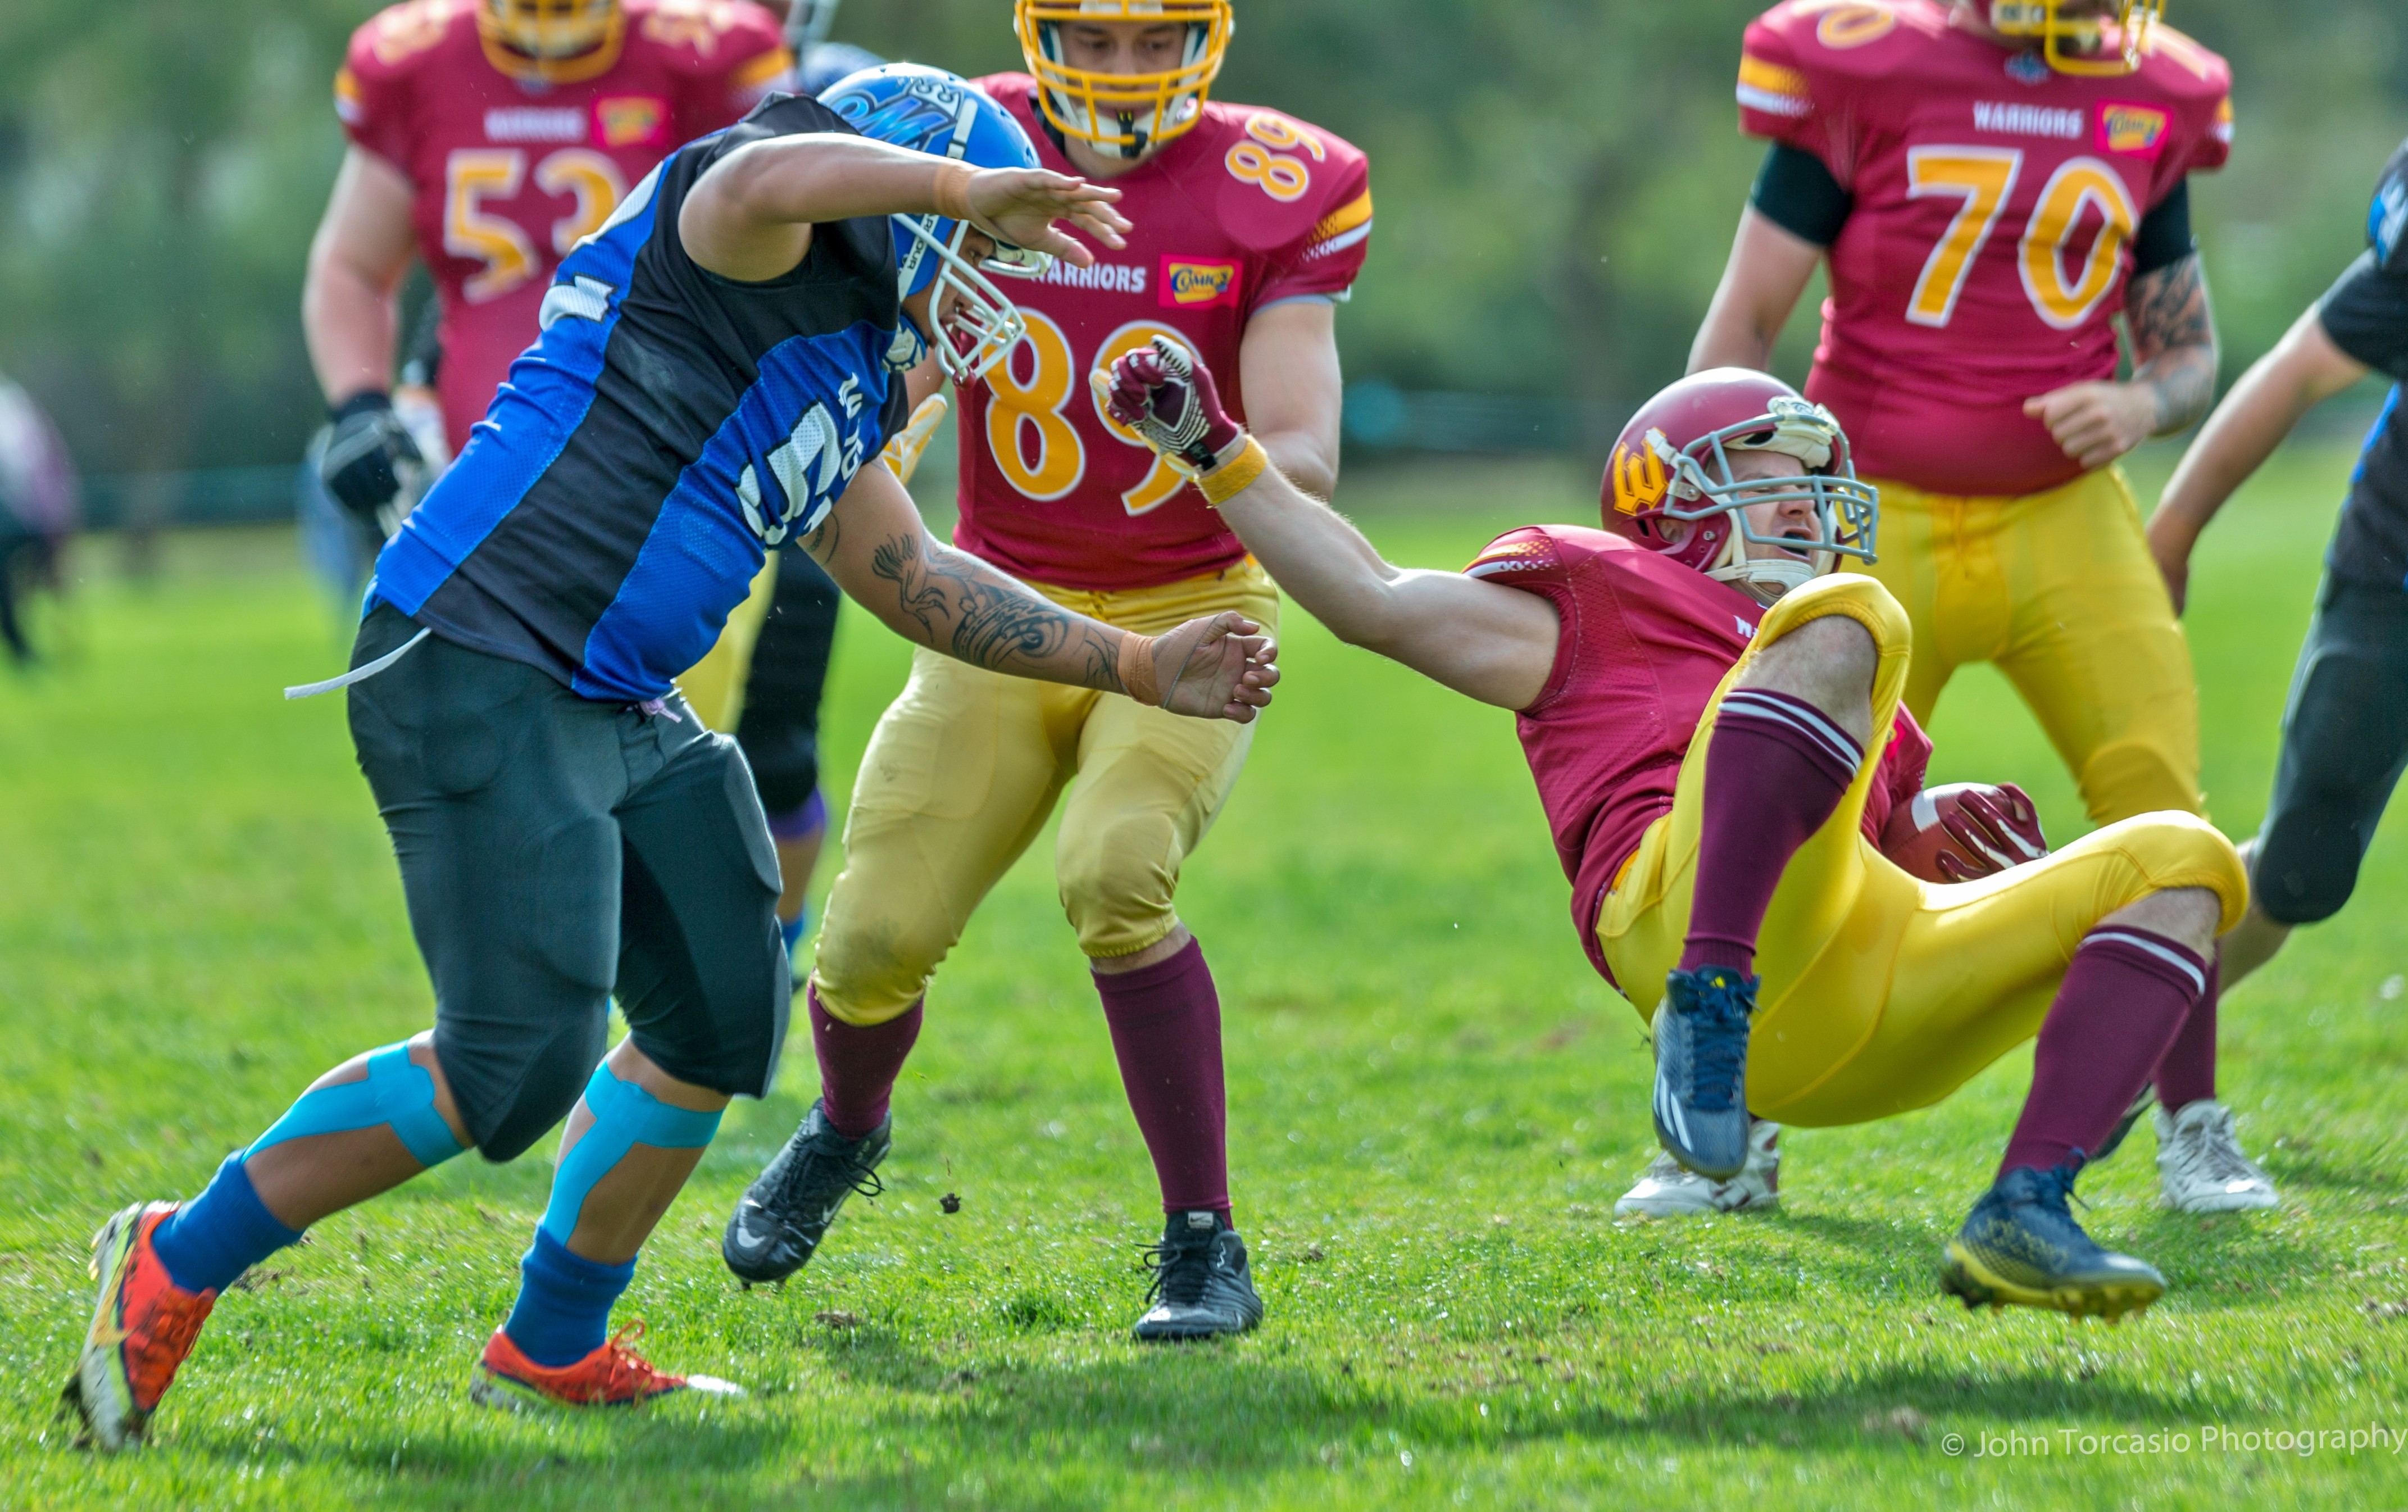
[955,74,1373,592]
[1738,0,2232,496]
[336,0,788,452]
[368,94,907,706]
[1467,526,1930,980]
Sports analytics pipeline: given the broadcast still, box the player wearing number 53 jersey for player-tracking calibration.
[726,1,1369,1342]
[307,0,789,494]
[1659,1,2268,1219]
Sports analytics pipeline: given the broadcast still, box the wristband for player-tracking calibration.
[1198,434,1271,506]
[932,161,978,225]
[1116,632,1163,708]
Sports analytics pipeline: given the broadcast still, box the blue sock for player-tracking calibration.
[780,909,811,957]
[504,1229,636,1368]
[151,1154,306,1295]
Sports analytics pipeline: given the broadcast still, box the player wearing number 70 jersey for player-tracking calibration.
[724,0,1370,1342]
[1651,0,2272,1219]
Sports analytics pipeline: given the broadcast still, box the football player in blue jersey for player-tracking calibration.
[60,66,1277,1445]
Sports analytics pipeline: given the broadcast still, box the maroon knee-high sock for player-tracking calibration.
[2151,956,2219,1111]
[1094,937,1230,1218]
[2001,927,2208,1177]
[808,984,922,1137]
[1680,688,1864,977]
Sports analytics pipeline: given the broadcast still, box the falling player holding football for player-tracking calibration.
[1670,0,2272,1215]
[1106,347,2245,1320]
[2148,139,2408,1013]
[723,0,1371,1342]
[61,70,1277,1447]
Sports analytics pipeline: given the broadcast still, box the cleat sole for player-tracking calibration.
[1940,1239,2164,1322]
[67,1205,149,1452]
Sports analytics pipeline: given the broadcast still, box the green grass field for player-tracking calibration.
[4,442,2407,1509]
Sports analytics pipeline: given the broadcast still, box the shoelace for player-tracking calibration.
[590,1322,679,1398]
[768,1135,884,1215]
[1687,992,1750,1113]
[2188,1111,2260,1186]
[1141,1235,1217,1308]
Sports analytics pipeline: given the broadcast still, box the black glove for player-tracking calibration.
[318,391,422,529]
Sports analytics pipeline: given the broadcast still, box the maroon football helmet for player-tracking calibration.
[1601,369,1878,600]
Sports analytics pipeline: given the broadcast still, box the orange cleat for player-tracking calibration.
[469,1322,744,1411]
[60,1202,218,1450]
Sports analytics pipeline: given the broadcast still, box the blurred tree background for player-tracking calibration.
[1,0,2402,479]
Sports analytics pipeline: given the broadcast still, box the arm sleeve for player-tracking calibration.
[2131,178,2195,277]
[1749,142,1850,248]
[1256,155,1374,307]
[2316,253,2408,380]
[333,29,415,172]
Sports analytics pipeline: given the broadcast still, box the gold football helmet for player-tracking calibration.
[1989,0,2163,76]
[478,0,625,85]
[1014,1,1234,160]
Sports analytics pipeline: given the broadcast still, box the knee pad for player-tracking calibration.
[2105,810,2247,933]
[467,1019,611,1164]
[248,1042,464,1169]
[2252,818,2360,927]
[540,1063,723,1245]
[2079,738,2200,825]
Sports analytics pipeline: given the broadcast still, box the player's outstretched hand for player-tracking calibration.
[965,168,1130,267]
[1099,337,1244,480]
[1881,782,2048,883]
[1146,612,1279,724]
[2024,380,2158,471]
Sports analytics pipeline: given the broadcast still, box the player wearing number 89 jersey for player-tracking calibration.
[742,3,1369,1340]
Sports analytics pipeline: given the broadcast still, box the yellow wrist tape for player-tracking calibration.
[1199,434,1270,507]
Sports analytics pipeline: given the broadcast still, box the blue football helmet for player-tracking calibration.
[818,64,1052,383]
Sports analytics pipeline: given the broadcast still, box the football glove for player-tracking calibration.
[1880,782,2048,883]
[879,394,949,488]
[319,391,424,535]
[1097,337,1264,502]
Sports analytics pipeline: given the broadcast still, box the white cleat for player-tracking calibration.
[2156,1100,2279,1212]
[1615,1119,1780,1216]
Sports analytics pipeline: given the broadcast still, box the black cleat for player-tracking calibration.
[1941,1161,2165,1321]
[1132,1211,1264,1342]
[2091,1082,2155,1163]
[1652,966,1756,1180]
[721,1100,889,1285]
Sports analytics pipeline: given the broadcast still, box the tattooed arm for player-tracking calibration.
[2024,252,2221,471]
[801,461,1278,722]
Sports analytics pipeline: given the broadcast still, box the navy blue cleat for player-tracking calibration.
[1651,966,1756,1181]
[1942,1161,2166,1321]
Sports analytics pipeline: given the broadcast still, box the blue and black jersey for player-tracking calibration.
[2318,138,2408,592]
[369,92,910,703]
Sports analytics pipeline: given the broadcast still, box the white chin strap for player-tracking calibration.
[893,215,1043,384]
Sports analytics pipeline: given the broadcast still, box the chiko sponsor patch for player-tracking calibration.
[596,96,669,148]
[2096,102,2169,158]
[1159,258,1243,310]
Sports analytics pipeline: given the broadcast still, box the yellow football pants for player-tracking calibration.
[1863,467,2202,824]
[812,559,1280,1027]
[1598,574,2246,1128]
[676,561,778,733]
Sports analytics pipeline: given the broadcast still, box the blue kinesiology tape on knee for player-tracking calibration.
[538,1063,724,1245]
[247,1043,465,1169]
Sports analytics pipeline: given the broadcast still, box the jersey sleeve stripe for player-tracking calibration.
[1736,55,1812,117]
[2210,96,2234,144]
[732,49,793,90]
[1303,221,1373,261]
[1311,189,1375,244]
[334,67,364,125]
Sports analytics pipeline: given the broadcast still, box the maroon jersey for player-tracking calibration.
[335,0,787,452]
[1468,526,1930,981]
[956,75,1373,592]
[1738,1,2232,496]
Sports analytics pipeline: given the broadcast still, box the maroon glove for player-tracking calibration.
[1100,337,1247,476]
[1880,782,2048,883]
